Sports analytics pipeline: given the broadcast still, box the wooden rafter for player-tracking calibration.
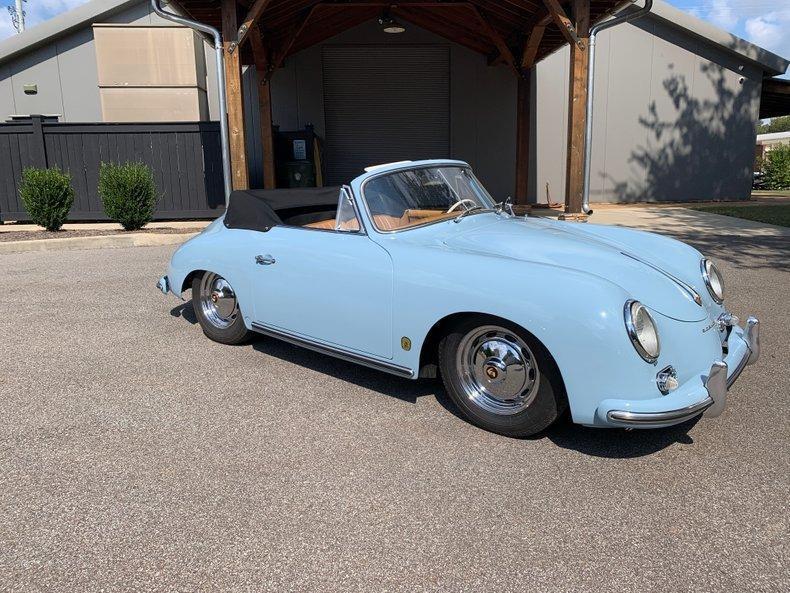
[466,3,519,76]
[541,0,585,49]
[521,14,551,69]
[269,3,323,76]
[229,0,274,53]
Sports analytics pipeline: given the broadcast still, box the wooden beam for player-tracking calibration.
[541,0,585,49]
[250,27,276,189]
[521,21,546,69]
[222,0,249,190]
[564,0,590,215]
[270,4,322,76]
[230,0,274,52]
[467,4,519,76]
[515,70,531,205]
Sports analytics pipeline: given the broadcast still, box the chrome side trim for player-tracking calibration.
[250,322,415,379]
[607,398,713,428]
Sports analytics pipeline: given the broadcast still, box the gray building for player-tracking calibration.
[0,0,787,208]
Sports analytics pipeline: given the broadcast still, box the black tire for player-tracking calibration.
[191,272,252,345]
[438,315,567,438]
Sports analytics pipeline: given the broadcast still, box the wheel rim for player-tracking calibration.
[456,325,540,416]
[199,273,238,329]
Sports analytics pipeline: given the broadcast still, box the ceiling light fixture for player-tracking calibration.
[378,10,406,34]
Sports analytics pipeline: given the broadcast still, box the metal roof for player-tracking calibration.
[0,0,787,76]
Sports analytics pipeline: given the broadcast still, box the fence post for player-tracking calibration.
[30,115,48,168]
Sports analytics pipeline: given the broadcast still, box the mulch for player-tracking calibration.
[0,228,204,243]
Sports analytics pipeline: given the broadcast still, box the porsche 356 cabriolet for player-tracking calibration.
[157,160,760,437]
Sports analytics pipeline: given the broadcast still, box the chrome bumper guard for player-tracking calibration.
[156,275,170,295]
[607,317,760,427]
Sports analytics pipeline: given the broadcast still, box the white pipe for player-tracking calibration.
[582,0,653,214]
[150,0,233,205]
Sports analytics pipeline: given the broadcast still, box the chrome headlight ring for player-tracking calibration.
[624,300,661,364]
[701,259,725,304]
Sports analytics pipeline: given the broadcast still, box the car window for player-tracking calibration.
[363,166,495,232]
[335,190,361,232]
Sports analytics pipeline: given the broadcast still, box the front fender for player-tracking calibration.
[386,244,672,425]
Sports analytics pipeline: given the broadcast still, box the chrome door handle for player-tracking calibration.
[255,254,276,265]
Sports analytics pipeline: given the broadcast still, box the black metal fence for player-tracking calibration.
[0,116,226,222]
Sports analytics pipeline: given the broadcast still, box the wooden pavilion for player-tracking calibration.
[176,0,629,214]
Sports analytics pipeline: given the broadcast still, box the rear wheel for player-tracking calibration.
[192,272,252,345]
[438,316,566,438]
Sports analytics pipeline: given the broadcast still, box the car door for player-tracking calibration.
[250,190,394,359]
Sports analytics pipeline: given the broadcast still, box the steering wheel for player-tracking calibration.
[446,198,477,213]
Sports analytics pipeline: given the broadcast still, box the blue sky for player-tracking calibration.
[1,0,789,70]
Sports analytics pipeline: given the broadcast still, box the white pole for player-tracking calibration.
[15,0,25,32]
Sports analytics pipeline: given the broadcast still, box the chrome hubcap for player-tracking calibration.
[456,325,539,415]
[199,273,238,329]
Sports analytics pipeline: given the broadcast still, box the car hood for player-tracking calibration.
[440,216,707,321]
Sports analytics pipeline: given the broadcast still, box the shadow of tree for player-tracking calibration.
[606,207,790,272]
[605,61,757,203]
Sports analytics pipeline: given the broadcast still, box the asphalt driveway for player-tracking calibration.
[1,209,788,592]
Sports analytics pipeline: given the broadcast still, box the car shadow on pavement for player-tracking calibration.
[172,301,699,456]
[170,302,198,324]
[543,414,699,459]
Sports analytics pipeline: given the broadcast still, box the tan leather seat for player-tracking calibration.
[304,218,336,230]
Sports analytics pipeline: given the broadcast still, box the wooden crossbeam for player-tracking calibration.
[269,3,322,78]
[521,16,550,69]
[467,4,519,76]
[229,0,274,53]
[541,0,585,49]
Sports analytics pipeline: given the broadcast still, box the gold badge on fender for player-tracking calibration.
[401,337,412,351]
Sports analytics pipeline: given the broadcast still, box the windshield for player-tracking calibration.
[362,166,496,232]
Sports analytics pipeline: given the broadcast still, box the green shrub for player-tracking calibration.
[762,144,790,190]
[98,162,158,230]
[19,167,75,231]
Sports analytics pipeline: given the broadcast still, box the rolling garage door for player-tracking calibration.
[322,45,450,185]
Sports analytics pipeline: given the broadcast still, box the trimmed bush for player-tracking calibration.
[761,144,790,191]
[19,167,75,231]
[98,162,158,230]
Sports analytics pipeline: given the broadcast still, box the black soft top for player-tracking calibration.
[224,187,341,232]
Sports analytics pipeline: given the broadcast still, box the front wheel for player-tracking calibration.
[192,272,252,345]
[438,317,567,438]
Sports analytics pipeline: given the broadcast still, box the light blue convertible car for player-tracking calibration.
[157,160,760,437]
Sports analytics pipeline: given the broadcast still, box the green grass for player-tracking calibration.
[689,204,790,228]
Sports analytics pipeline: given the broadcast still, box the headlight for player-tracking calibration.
[701,259,725,304]
[624,300,660,363]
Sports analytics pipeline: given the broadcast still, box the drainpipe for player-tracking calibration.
[151,0,233,205]
[582,0,653,215]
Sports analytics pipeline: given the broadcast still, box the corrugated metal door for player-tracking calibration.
[322,45,450,185]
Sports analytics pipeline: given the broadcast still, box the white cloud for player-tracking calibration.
[706,0,738,30]
[744,9,790,62]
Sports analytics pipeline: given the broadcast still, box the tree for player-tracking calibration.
[757,116,790,135]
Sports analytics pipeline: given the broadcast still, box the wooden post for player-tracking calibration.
[222,0,249,190]
[250,28,276,189]
[515,72,531,206]
[563,0,590,216]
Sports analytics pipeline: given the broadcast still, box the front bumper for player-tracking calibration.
[600,317,760,428]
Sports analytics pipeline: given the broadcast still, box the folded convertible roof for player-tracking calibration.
[224,187,341,232]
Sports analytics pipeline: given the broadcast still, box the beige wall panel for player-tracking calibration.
[100,87,207,121]
[94,26,205,89]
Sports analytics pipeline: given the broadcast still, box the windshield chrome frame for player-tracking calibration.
[359,164,496,235]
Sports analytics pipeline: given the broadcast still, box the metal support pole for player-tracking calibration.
[581,0,652,214]
[15,0,25,32]
[150,0,233,205]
